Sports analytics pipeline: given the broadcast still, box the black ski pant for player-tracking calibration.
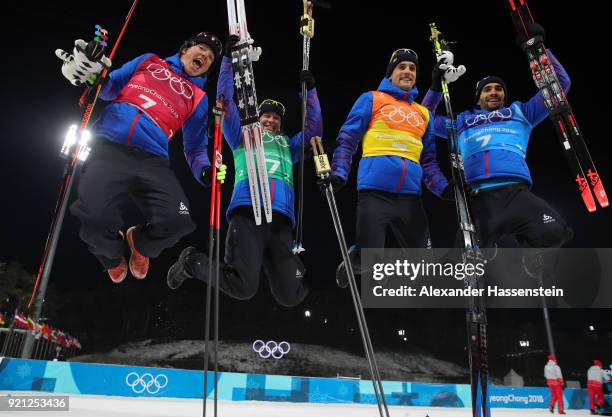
[70,140,196,269]
[349,190,431,272]
[186,207,308,307]
[470,183,573,248]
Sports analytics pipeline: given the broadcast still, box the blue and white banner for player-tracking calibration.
[0,358,592,410]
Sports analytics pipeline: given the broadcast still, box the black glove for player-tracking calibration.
[299,69,316,90]
[517,22,546,47]
[441,181,456,201]
[201,166,212,188]
[430,50,454,92]
[224,34,240,57]
[318,174,345,194]
[431,60,445,92]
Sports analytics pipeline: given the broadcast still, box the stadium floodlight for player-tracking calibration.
[77,129,92,161]
[60,124,78,157]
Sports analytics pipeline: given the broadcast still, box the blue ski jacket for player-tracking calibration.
[216,56,323,226]
[422,50,570,190]
[331,77,448,197]
[93,53,211,185]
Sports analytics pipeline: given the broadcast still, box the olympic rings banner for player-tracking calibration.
[0,358,595,410]
[252,340,291,359]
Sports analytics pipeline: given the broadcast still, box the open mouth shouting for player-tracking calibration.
[180,43,215,77]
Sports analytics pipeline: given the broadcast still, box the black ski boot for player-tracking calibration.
[167,246,203,289]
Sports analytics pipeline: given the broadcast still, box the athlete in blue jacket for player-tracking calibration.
[422,30,573,250]
[166,35,323,307]
[330,48,454,288]
[59,33,223,283]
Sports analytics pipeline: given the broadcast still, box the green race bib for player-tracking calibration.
[234,131,294,186]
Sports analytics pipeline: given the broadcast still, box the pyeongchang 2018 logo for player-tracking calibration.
[465,107,513,127]
[146,63,194,99]
[125,372,168,394]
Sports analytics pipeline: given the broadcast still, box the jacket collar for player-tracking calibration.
[377,77,418,103]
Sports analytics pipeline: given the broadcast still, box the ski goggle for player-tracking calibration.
[259,99,286,117]
[389,48,419,63]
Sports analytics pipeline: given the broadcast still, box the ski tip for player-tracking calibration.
[593,182,609,208]
[581,188,597,213]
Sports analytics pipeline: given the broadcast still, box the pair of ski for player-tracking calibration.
[506,0,608,212]
[226,0,272,226]
[226,0,316,248]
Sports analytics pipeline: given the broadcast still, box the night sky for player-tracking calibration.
[1,1,610,380]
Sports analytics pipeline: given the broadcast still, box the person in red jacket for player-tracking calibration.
[544,355,565,414]
[587,359,609,414]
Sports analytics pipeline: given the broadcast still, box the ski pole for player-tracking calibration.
[293,0,330,254]
[203,102,225,417]
[310,137,390,417]
[430,24,490,417]
[27,0,139,320]
[293,0,314,254]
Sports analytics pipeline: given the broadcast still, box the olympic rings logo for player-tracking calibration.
[252,340,291,359]
[125,372,168,394]
[262,134,289,148]
[146,63,194,99]
[465,108,513,127]
[379,105,424,127]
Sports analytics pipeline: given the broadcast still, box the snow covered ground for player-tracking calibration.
[71,339,470,383]
[0,391,590,416]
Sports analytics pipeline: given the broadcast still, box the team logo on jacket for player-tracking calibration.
[146,63,194,99]
[380,104,425,127]
[179,202,189,215]
[542,213,556,224]
[465,108,513,127]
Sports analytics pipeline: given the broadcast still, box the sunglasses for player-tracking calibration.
[259,99,286,116]
[389,48,419,63]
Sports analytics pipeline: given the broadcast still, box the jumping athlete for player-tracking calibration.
[422,23,573,251]
[166,35,323,307]
[329,48,462,287]
[57,32,224,283]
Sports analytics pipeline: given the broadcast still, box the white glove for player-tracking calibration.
[55,39,111,86]
[250,46,262,62]
[245,38,262,62]
[437,50,454,66]
[440,63,467,84]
